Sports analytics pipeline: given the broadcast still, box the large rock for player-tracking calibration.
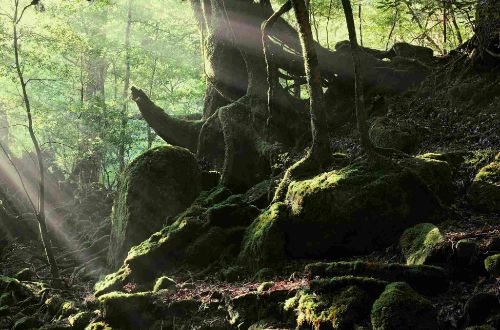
[107,145,201,270]
[241,159,447,264]
[400,223,444,266]
[468,152,500,212]
[371,282,438,330]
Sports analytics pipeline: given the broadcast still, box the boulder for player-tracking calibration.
[304,261,448,295]
[99,291,155,329]
[107,145,202,270]
[371,282,438,330]
[400,223,444,265]
[468,152,500,212]
[287,277,386,330]
[464,293,500,326]
[484,254,500,277]
[241,159,446,264]
[369,117,418,153]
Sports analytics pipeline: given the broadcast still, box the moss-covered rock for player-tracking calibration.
[69,311,94,330]
[464,292,500,326]
[239,202,287,265]
[98,291,155,329]
[484,254,500,277]
[400,223,444,265]
[305,261,448,295]
[12,316,42,330]
[369,117,418,153]
[242,161,447,264]
[288,277,385,330]
[228,289,293,328]
[286,162,445,257]
[468,152,500,212]
[152,276,176,292]
[206,201,260,228]
[371,282,438,330]
[107,145,202,270]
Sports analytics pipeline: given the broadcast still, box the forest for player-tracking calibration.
[0,0,498,329]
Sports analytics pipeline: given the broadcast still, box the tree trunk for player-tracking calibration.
[119,0,132,172]
[291,0,331,166]
[340,0,375,155]
[12,1,60,284]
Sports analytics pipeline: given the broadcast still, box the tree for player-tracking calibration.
[9,0,60,283]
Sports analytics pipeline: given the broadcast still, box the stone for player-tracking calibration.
[304,261,448,295]
[484,254,500,277]
[369,117,417,153]
[241,160,446,264]
[107,145,202,270]
[468,152,500,212]
[371,282,438,330]
[400,223,444,265]
[152,276,176,292]
[464,293,500,326]
[69,311,94,330]
[99,291,155,329]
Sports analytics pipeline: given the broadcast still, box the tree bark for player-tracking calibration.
[12,0,60,283]
[291,0,331,166]
[340,0,376,155]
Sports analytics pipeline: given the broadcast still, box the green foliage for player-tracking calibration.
[0,0,204,188]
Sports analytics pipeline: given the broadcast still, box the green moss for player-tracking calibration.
[304,261,448,295]
[468,153,500,212]
[371,282,437,330]
[239,202,288,266]
[293,284,373,330]
[99,291,154,329]
[152,276,176,292]
[94,266,131,297]
[69,311,93,329]
[400,223,444,265]
[108,145,201,269]
[484,254,500,277]
[257,281,274,293]
[85,322,113,330]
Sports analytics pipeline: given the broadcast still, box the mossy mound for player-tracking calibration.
[239,202,288,265]
[96,187,261,296]
[400,223,444,265]
[484,254,500,277]
[304,260,448,295]
[242,159,447,264]
[286,277,386,329]
[369,117,418,153]
[98,291,155,329]
[107,145,202,270]
[468,152,500,212]
[371,282,438,330]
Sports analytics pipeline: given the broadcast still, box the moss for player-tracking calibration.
[400,223,444,265]
[45,294,64,316]
[293,284,374,330]
[304,261,448,295]
[85,322,113,330]
[371,282,437,330]
[484,254,500,277]
[58,300,77,319]
[283,160,444,258]
[257,281,274,293]
[69,312,93,329]
[468,152,500,212]
[98,291,154,329]
[94,266,131,297]
[152,276,176,292]
[239,202,288,266]
[309,276,388,296]
[108,145,201,269]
